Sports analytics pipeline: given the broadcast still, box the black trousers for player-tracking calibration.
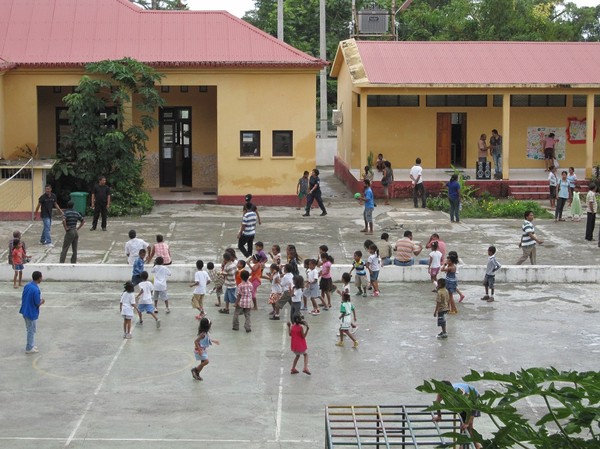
[92,203,108,229]
[586,212,596,241]
[305,191,326,214]
[413,183,426,208]
[238,233,255,258]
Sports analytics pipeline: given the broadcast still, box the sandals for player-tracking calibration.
[218,308,229,314]
[290,368,299,374]
[303,369,311,375]
[214,302,221,307]
[191,368,201,380]
[480,295,489,301]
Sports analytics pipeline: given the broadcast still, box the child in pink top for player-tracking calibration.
[319,253,333,309]
[147,234,171,265]
[287,315,310,375]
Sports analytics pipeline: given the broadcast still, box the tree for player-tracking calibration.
[53,58,165,215]
[418,368,600,448]
[130,0,188,10]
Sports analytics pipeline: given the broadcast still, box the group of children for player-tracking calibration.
[549,166,582,221]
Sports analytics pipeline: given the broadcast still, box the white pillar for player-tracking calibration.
[586,93,595,179]
[319,0,327,138]
[502,93,511,180]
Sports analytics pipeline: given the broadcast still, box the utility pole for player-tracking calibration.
[277,0,284,41]
[319,0,327,138]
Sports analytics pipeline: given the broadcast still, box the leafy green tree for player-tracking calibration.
[54,58,165,215]
[418,368,600,448]
[130,0,188,10]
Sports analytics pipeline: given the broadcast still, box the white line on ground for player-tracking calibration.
[101,240,116,264]
[275,318,288,442]
[338,226,350,259]
[0,437,318,443]
[64,335,129,447]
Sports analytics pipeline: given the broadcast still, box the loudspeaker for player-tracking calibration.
[476,161,491,180]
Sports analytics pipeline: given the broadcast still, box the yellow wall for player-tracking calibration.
[0,74,5,159]
[2,68,318,198]
[334,60,600,172]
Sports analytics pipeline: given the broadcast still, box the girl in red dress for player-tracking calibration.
[287,315,310,375]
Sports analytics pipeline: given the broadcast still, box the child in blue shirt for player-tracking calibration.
[131,249,146,286]
[349,250,368,297]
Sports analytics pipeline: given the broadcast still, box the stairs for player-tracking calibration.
[508,180,589,200]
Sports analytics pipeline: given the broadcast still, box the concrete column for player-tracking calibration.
[586,93,595,179]
[122,97,133,134]
[359,92,368,170]
[502,93,511,180]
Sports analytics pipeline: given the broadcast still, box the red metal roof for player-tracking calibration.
[350,40,600,86]
[0,0,325,69]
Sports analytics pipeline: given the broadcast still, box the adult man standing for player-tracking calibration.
[516,211,543,265]
[60,201,85,264]
[125,230,149,265]
[489,129,503,179]
[585,183,597,242]
[19,271,44,354]
[90,176,111,231]
[303,168,327,217]
[34,184,63,247]
[359,179,375,235]
[238,204,258,258]
[393,230,423,266]
[409,158,426,208]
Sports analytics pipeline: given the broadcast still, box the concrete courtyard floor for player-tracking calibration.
[1,280,599,449]
[1,169,599,448]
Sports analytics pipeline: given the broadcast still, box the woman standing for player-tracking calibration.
[447,174,461,223]
[382,161,394,205]
[555,170,570,222]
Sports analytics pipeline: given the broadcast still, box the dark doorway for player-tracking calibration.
[437,112,467,168]
[450,112,467,167]
[159,107,192,188]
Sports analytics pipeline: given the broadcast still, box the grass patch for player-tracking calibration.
[427,195,553,219]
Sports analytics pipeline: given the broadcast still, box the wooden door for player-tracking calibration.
[436,113,451,168]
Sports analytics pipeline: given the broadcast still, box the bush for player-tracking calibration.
[100,190,154,217]
[427,195,552,219]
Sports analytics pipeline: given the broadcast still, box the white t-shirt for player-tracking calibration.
[307,267,319,284]
[292,287,303,303]
[341,283,350,295]
[137,280,154,304]
[409,165,423,185]
[152,265,171,291]
[548,172,557,187]
[270,272,282,294]
[193,270,210,295]
[429,250,442,269]
[120,291,136,316]
[367,254,381,272]
[281,272,294,294]
[125,238,149,265]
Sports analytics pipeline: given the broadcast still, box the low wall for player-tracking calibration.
[4,263,599,284]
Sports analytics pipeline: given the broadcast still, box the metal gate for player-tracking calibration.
[325,405,476,448]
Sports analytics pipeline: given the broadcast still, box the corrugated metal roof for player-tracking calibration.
[334,39,600,86]
[0,0,326,69]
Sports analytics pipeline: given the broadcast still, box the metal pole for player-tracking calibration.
[277,0,284,41]
[319,0,327,138]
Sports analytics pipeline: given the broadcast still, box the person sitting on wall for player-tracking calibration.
[375,153,386,173]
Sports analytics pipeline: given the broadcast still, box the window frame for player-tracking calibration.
[272,130,294,157]
[240,131,261,157]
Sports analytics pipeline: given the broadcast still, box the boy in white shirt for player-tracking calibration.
[135,271,160,328]
[152,256,171,313]
[306,259,321,316]
[190,259,210,320]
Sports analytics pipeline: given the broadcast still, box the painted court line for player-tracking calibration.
[64,336,129,447]
[101,240,116,264]
[0,437,318,444]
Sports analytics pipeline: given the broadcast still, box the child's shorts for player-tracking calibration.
[307,282,320,298]
[355,274,368,288]
[131,275,142,286]
[319,277,333,292]
[298,191,307,199]
[153,290,168,301]
[224,287,237,304]
[429,267,440,277]
[437,311,448,327]
[138,303,155,314]
[191,294,204,310]
[370,270,380,281]
[121,312,134,319]
[194,350,208,361]
[483,274,495,289]
[251,279,261,298]
[269,292,282,305]
[13,264,24,272]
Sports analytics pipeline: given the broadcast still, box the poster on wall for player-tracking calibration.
[567,117,596,144]
[526,127,566,160]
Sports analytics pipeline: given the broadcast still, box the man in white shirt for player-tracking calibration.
[125,229,149,265]
[409,157,426,208]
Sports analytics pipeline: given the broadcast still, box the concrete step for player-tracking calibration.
[511,192,550,200]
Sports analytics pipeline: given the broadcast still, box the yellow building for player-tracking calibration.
[0,0,325,218]
[331,39,600,188]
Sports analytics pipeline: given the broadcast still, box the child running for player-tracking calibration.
[207,262,224,307]
[131,248,146,286]
[291,275,304,323]
[366,244,381,297]
[135,271,160,328]
[11,239,25,288]
[296,170,309,210]
[152,256,171,313]
[428,241,443,291]
[233,270,253,332]
[269,244,282,267]
[441,253,460,314]
[481,246,501,303]
[192,317,220,381]
[335,273,358,334]
[248,254,263,310]
[349,250,368,297]
[120,281,138,339]
[220,251,237,314]
[306,259,321,315]
[335,293,359,348]
[319,253,334,309]
[433,278,449,339]
[287,315,310,374]
[190,260,210,319]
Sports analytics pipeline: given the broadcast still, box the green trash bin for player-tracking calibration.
[70,192,89,215]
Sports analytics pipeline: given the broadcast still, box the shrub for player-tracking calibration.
[427,195,552,219]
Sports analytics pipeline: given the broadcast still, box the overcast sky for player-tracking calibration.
[187,0,598,18]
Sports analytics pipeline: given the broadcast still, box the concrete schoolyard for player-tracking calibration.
[2,169,599,448]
